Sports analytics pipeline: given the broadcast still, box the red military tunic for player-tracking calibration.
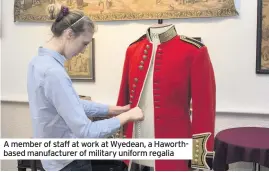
[116,24,216,171]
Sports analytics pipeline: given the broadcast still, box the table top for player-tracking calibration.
[216,127,269,149]
[213,127,269,170]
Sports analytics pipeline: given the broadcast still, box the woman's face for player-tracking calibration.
[64,27,93,59]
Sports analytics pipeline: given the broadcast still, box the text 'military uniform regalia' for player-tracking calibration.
[116,24,216,171]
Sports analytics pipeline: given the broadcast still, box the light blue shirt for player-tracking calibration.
[27,47,120,171]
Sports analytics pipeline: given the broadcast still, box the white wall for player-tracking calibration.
[1,0,269,171]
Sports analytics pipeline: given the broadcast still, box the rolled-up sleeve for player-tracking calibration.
[43,69,120,138]
[79,99,109,117]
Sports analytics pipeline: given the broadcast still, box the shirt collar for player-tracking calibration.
[38,47,66,66]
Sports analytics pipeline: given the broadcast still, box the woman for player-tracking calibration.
[27,4,144,171]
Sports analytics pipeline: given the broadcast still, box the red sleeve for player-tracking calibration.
[116,47,131,106]
[190,46,216,170]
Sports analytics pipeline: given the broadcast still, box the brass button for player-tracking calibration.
[134,78,138,82]
[140,61,144,65]
[144,50,148,54]
[129,100,132,104]
[139,65,143,70]
[133,84,136,88]
[131,90,135,93]
[146,45,150,49]
[195,159,198,162]
[130,95,133,99]
[196,140,199,143]
[123,135,126,138]
[196,150,199,152]
[143,55,147,59]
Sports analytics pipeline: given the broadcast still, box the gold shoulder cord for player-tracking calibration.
[180,35,204,49]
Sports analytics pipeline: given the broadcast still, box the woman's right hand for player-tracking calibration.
[125,107,144,122]
[116,107,144,126]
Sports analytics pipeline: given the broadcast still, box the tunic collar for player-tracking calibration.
[38,47,66,66]
[146,24,177,43]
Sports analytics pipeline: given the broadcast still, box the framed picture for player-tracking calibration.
[64,38,95,81]
[14,0,238,22]
[256,0,269,74]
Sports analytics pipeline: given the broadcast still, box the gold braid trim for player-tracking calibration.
[180,35,204,48]
[192,132,211,170]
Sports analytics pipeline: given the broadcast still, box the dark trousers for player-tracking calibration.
[60,160,92,171]
[130,162,154,171]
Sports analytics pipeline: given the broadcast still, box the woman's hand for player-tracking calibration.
[116,106,144,126]
[108,104,131,116]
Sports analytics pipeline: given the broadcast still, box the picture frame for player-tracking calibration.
[256,0,269,74]
[14,0,238,22]
[64,38,95,81]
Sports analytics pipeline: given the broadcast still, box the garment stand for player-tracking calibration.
[252,163,261,171]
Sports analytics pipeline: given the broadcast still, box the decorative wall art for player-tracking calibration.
[256,0,269,74]
[14,0,238,22]
[64,38,95,81]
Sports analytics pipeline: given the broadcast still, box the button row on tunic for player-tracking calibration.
[143,55,147,60]
[139,44,150,71]
[129,78,138,104]
[156,47,163,61]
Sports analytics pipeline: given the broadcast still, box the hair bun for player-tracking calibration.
[61,6,69,16]
[46,4,69,21]
[46,3,61,20]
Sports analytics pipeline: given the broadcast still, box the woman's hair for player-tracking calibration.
[46,4,96,37]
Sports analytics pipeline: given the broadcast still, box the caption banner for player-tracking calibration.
[0,139,192,160]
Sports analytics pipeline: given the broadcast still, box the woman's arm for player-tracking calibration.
[79,99,109,117]
[43,69,122,138]
[79,99,130,118]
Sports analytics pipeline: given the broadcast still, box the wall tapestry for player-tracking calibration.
[64,38,95,81]
[256,0,269,74]
[14,0,238,22]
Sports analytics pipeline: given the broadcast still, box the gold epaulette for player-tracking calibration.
[180,35,204,49]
